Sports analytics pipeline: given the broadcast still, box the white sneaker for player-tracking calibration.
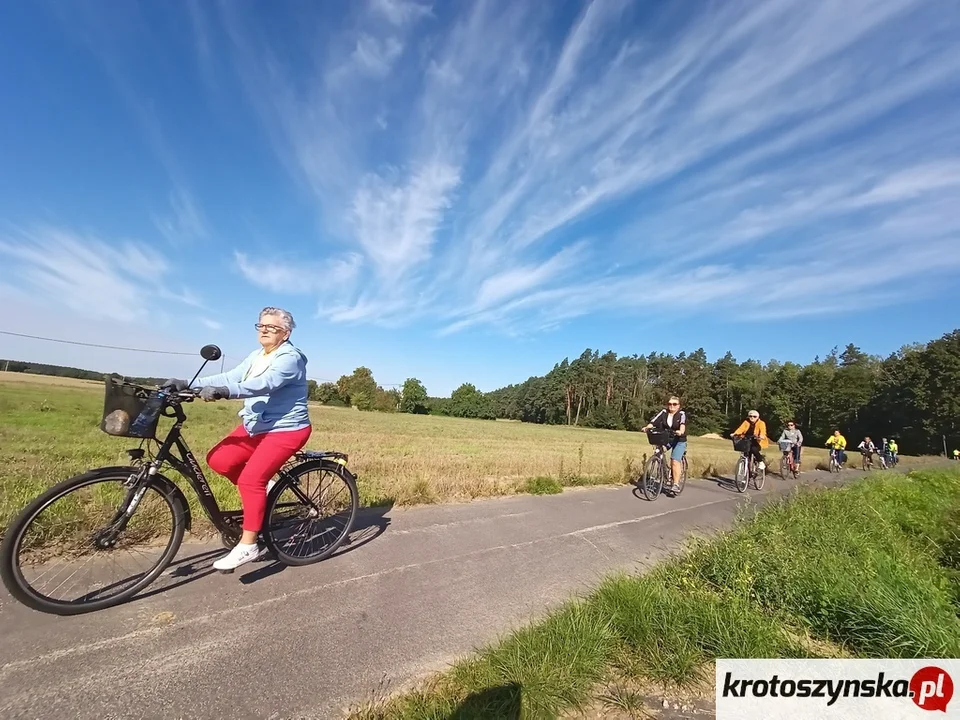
[213,542,263,572]
[267,479,277,494]
[757,461,766,471]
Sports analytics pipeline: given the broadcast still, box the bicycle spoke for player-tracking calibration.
[9,476,178,608]
[266,465,357,561]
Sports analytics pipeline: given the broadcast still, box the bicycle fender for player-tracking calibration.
[82,466,193,532]
[273,458,358,495]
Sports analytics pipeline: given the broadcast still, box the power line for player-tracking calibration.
[1,330,214,358]
[2,329,403,384]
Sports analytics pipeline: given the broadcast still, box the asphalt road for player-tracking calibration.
[0,467,850,719]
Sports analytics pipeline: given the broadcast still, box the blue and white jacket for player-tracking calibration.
[191,341,310,436]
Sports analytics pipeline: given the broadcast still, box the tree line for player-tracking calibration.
[482,330,960,455]
[0,360,164,386]
[6,328,958,455]
[313,329,960,456]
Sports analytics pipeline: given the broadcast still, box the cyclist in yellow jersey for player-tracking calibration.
[825,429,847,469]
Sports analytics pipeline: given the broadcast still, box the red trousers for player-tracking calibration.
[206,424,312,532]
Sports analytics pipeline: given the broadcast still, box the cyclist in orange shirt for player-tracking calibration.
[730,409,769,471]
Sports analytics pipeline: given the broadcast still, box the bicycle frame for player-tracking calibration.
[829,447,843,469]
[156,415,242,528]
[124,395,318,541]
[780,445,798,472]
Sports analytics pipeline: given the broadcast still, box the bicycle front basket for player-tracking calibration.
[647,429,673,446]
[100,375,160,439]
[732,437,751,453]
[778,440,794,452]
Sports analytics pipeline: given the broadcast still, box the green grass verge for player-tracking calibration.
[350,467,960,719]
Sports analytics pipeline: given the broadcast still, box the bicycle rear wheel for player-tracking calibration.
[0,468,185,615]
[262,459,359,566]
[734,456,748,493]
[641,455,663,501]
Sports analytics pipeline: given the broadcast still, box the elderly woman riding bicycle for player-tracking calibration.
[163,306,312,571]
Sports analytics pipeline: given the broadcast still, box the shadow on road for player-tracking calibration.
[239,503,394,585]
[135,548,223,601]
[446,683,522,719]
[128,504,395,596]
[711,473,743,493]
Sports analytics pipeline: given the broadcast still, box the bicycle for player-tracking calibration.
[732,435,765,492]
[778,440,799,479]
[0,345,360,616]
[860,448,875,471]
[827,447,844,472]
[638,429,687,501]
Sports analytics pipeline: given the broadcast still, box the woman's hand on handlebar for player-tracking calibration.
[198,386,229,402]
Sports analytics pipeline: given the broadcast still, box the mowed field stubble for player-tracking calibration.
[0,372,926,537]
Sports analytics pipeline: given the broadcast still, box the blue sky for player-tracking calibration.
[1,0,959,397]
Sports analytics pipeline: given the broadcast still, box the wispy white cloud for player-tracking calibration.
[212,0,959,333]
[370,0,431,27]
[349,34,404,78]
[154,187,210,245]
[0,226,206,324]
[235,250,365,298]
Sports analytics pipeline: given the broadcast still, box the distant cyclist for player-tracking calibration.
[778,420,804,474]
[826,430,847,469]
[641,396,687,493]
[731,410,768,473]
[888,438,899,465]
[857,436,877,468]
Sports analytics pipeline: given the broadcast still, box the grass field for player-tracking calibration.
[349,466,960,719]
[0,372,932,537]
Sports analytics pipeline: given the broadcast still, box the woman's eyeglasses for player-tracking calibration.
[254,323,284,333]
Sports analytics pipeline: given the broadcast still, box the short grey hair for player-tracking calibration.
[259,306,296,331]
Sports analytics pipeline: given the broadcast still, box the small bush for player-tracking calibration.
[523,476,563,495]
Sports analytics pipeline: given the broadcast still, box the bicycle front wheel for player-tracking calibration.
[780,455,790,479]
[641,455,663,501]
[263,459,359,566]
[734,456,748,492]
[0,468,185,615]
[753,461,765,490]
